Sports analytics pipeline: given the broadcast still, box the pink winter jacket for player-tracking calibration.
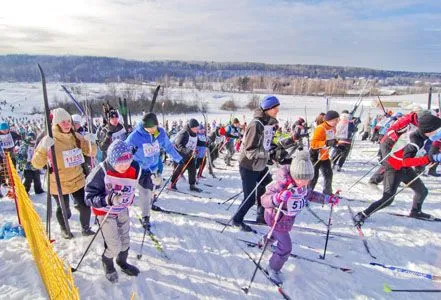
[261,165,331,233]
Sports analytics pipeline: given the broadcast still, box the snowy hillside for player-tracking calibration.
[1,83,441,299]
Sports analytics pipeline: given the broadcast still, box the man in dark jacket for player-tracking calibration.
[97,109,126,161]
[170,119,206,192]
[232,95,280,232]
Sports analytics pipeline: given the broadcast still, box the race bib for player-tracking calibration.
[62,148,85,168]
[336,123,349,140]
[142,140,160,157]
[325,129,335,141]
[186,136,197,150]
[286,197,307,216]
[263,125,274,151]
[0,133,14,149]
[104,175,137,208]
[112,128,126,141]
[27,146,35,162]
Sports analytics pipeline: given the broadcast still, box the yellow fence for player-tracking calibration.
[6,154,79,300]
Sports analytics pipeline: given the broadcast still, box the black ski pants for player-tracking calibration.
[309,159,333,195]
[171,155,197,186]
[52,187,91,231]
[23,169,44,193]
[233,166,272,224]
[363,166,428,216]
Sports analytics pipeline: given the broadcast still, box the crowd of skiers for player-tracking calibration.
[1,93,441,286]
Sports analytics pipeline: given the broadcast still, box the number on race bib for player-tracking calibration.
[62,148,85,168]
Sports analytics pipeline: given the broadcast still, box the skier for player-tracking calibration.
[232,95,280,231]
[260,150,340,284]
[126,113,182,229]
[208,124,224,167]
[196,124,208,178]
[170,118,205,192]
[97,109,126,161]
[309,110,339,194]
[17,132,44,194]
[354,113,441,225]
[0,122,21,167]
[224,118,241,166]
[332,112,357,172]
[85,140,141,283]
[32,108,97,239]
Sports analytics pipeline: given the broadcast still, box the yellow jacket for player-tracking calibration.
[32,125,97,195]
[310,121,335,161]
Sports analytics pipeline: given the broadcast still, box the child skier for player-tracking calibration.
[17,132,44,194]
[85,140,141,283]
[261,150,340,284]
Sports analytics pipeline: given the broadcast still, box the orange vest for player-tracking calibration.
[310,121,335,161]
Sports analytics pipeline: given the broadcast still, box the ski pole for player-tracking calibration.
[384,284,441,293]
[218,190,243,205]
[168,154,195,189]
[320,201,336,260]
[370,262,441,281]
[346,151,392,192]
[137,184,157,260]
[71,204,114,272]
[313,147,331,168]
[242,202,283,294]
[369,163,436,216]
[220,169,271,233]
[153,172,173,204]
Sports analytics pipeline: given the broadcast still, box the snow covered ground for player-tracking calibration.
[1,83,441,299]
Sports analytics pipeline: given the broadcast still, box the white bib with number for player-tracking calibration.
[263,125,274,151]
[185,135,198,150]
[0,133,14,149]
[112,128,126,141]
[142,140,160,157]
[62,148,85,168]
[27,146,35,162]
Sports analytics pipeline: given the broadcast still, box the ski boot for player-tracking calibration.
[353,212,368,227]
[409,210,433,220]
[232,220,253,232]
[189,185,202,193]
[102,254,118,283]
[116,248,140,276]
[141,216,151,230]
[61,228,74,239]
[267,265,283,285]
[82,227,95,236]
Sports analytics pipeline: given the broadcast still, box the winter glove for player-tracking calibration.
[151,173,162,186]
[327,190,341,206]
[39,136,54,149]
[84,133,97,143]
[273,190,292,205]
[326,139,337,147]
[432,153,441,163]
[106,192,123,206]
[429,128,441,142]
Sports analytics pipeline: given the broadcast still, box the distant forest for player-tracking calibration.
[1,54,440,85]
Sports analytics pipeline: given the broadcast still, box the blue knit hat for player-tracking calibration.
[107,140,133,168]
[0,122,9,131]
[260,95,280,111]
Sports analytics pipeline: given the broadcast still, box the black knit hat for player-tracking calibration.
[188,118,199,128]
[324,110,340,121]
[418,114,441,133]
[142,112,159,128]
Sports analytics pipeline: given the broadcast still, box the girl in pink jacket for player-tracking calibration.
[261,150,340,284]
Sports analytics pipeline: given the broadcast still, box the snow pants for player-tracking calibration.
[52,187,91,231]
[171,155,196,186]
[233,166,272,223]
[269,230,292,272]
[98,208,130,258]
[23,169,44,194]
[137,170,154,218]
[309,159,333,195]
[363,166,428,216]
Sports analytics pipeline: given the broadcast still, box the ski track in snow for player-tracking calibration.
[1,84,441,299]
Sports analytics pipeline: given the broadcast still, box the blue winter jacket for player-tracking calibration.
[126,122,182,172]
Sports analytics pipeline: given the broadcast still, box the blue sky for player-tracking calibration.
[0,0,440,72]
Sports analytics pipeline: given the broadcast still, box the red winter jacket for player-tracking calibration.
[381,112,418,143]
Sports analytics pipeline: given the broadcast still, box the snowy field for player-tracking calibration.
[1,83,441,299]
